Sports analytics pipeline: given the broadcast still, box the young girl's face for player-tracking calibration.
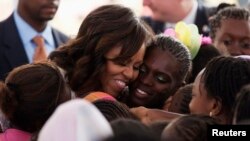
[129,48,181,108]
[189,70,214,115]
[213,19,250,56]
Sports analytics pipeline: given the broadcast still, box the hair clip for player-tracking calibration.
[201,36,212,45]
[164,22,202,60]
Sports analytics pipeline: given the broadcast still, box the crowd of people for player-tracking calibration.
[0,0,250,141]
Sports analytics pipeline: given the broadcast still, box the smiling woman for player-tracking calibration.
[101,45,146,96]
[49,4,152,98]
[123,34,191,109]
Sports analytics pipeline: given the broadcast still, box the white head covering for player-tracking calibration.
[235,55,250,60]
[38,99,113,141]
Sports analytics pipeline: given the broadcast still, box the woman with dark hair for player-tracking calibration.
[189,56,250,124]
[49,5,152,98]
[0,62,71,141]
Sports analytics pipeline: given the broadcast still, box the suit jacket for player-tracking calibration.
[142,4,211,35]
[0,14,69,80]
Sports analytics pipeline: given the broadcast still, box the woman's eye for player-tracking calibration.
[223,39,233,46]
[139,65,147,73]
[156,75,170,83]
[133,66,140,71]
[132,63,143,71]
[241,43,250,49]
[240,41,250,49]
[113,60,127,66]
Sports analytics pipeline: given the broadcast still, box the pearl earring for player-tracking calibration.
[209,111,213,117]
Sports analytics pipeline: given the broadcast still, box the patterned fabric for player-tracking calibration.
[84,91,116,103]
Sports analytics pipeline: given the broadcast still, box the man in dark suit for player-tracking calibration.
[142,0,212,35]
[0,0,69,80]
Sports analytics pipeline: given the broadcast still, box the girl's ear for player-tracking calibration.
[210,97,222,117]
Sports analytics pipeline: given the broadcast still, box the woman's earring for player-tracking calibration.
[209,111,213,117]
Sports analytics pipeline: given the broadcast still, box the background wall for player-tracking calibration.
[0,0,244,37]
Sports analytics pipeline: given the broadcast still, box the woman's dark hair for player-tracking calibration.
[233,84,250,124]
[0,62,71,133]
[162,115,218,141]
[148,120,170,140]
[202,56,250,122]
[106,119,159,141]
[216,3,236,13]
[93,99,138,122]
[186,44,221,83]
[49,5,152,97]
[168,83,193,114]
